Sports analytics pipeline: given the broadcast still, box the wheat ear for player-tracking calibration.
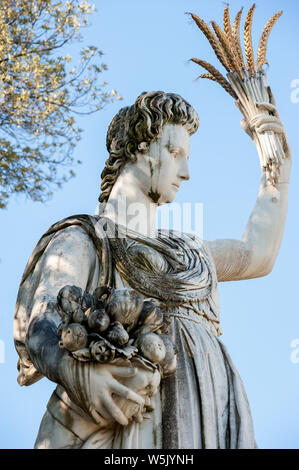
[223,6,235,54]
[190,13,231,71]
[244,4,256,75]
[199,73,217,81]
[257,11,283,70]
[223,5,244,78]
[191,58,237,99]
[232,8,245,70]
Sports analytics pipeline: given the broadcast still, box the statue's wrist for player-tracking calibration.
[276,179,290,186]
[56,353,94,417]
[56,350,83,391]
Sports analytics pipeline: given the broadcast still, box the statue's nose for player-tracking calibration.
[178,160,190,181]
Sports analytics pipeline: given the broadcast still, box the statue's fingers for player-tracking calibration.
[145,396,155,411]
[102,394,128,426]
[256,123,285,134]
[254,115,281,128]
[110,365,138,378]
[256,102,279,116]
[94,402,113,422]
[88,406,104,425]
[281,133,291,156]
[110,379,145,406]
[240,118,253,139]
[134,414,144,424]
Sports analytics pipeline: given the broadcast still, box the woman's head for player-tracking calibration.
[99,91,199,204]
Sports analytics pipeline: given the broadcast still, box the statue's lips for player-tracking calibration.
[171,183,180,191]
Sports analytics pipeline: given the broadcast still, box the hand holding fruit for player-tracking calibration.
[56,284,178,426]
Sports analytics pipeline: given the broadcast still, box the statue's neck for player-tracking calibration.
[101,172,157,238]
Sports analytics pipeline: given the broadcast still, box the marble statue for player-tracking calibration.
[13,82,291,448]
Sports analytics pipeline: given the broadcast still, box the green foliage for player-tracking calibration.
[0,0,121,208]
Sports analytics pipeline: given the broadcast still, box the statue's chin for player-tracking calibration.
[158,191,176,206]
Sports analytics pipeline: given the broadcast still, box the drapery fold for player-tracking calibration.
[14,214,256,448]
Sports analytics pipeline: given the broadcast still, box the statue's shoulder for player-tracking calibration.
[21,214,100,286]
[40,213,104,250]
[45,213,99,238]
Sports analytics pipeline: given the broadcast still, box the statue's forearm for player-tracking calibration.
[26,312,91,412]
[23,225,98,383]
[26,314,67,384]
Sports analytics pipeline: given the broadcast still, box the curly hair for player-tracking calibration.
[98,91,199,203]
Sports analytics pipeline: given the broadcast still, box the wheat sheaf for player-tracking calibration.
[189,4,282,98]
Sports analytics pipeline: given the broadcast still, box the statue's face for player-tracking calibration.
[134,123,190,205]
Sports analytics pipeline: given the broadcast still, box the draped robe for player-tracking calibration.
[14,215,257,449]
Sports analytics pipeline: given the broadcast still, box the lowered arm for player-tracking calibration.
[25,225,98,382]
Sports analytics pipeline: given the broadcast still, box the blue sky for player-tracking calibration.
[1,0,299,449]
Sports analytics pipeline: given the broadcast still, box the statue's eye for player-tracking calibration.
[168,147,179,157]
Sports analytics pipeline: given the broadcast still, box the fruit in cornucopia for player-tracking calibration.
[72,307,84,324]
[135,333,166,364]
[134,300,165,336]
[93,285,112,302]
[81,291,97,311]
[138,300,157,324]
[86,308,110,333]
[138,300,163,326]
[161,355,177,377]
[57,285,82,312]
[158,334,177,376]
[57,285,83,326]
[158,334,176,364]
[106,322,129,346]
[90,339,115,363]
[59,323,88,352]
[106,288,144,328]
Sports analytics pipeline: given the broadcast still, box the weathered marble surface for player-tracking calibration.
[14,91,291,448]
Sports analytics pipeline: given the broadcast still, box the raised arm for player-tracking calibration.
[207,90,292,282]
